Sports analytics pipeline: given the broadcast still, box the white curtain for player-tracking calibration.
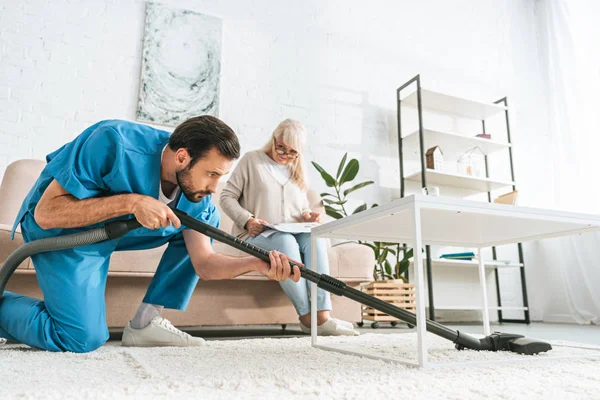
[533,0,600,324]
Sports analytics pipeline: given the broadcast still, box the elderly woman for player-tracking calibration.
[220,119,358,336]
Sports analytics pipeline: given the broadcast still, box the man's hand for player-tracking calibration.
[246,217,268,237]
[257,250,301,282]
[131,195,181,230]
[302,211,322,223]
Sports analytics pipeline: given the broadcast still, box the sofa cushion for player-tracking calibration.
[108,244,168,274]
[0,159,46,226]
[0,224,31,270]
[327,242,374,280]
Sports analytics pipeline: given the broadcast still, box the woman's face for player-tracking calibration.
[272,136,299,166]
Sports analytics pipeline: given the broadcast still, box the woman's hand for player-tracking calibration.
[302,211,322,223]
[246,217,268,237]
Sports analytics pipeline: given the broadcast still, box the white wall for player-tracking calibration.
[0,0,553,321]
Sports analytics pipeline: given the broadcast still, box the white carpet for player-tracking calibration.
[2,332,600,400]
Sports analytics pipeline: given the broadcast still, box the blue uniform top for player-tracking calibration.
[11,119,219,241]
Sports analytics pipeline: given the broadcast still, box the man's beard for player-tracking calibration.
[176,166,211,203]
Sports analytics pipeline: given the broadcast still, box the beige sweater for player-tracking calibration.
[220,150,312,240]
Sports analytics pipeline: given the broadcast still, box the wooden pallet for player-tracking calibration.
[360,280,416,322]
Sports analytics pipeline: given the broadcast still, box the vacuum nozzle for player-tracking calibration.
[455,331,552,355]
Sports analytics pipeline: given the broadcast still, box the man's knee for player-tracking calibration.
[55,324,108,353]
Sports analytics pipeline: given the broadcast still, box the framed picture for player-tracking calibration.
[136,2,222,126]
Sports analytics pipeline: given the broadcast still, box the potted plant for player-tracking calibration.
[312,154,416,328]
[358,244,416,328]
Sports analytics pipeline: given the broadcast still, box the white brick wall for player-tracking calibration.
[0,0,552,321]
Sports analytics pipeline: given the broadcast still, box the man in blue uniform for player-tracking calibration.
[0,116,300,352]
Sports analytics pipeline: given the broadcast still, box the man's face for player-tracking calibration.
[176,147,233,203]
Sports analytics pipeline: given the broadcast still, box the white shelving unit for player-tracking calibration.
[411,258,523,269]
[397,75,529,324]
[401,88,507,120]
[402,128,511,156]
[410,258,524,313]
[405,169,514,192]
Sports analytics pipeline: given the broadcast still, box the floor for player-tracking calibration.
[5,321,599,399]
[109,321,600,345]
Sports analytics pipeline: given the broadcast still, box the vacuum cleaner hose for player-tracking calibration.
[0,219,140,297]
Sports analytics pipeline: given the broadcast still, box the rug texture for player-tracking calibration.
[2,332,599,399]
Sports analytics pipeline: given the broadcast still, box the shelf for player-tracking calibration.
[405,169,514,192]
[396,77,528,324]
[434,306,529,311]
[402,128,510,156]
[411,258,523,269]
[401,88,507,120]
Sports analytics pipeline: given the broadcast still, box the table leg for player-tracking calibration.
[412,205,428,368]
[311,234,318,346]
[477,248,491,336]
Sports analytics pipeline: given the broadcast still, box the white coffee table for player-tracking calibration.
[309,194,600,368]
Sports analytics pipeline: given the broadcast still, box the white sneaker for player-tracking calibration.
[330,318,355,330]
[122,316,205,347]
[300,318,360,336]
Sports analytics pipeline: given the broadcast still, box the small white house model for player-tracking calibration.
[426,146,443,170]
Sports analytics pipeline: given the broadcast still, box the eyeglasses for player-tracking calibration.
[273,138,299,159]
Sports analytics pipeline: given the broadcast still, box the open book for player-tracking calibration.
[260,222,320,238]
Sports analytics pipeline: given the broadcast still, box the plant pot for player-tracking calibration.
[360,279,416,324]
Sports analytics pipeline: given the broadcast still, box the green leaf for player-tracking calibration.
[352,203,367,214]
[377,248,389,264]
[336,153,348,180]
[324,205,344,219]
[403,249,414,261]
[339,159,359,185]
[312,161,326,175]
[397,259,410,277]
[343,180,374,197]
[323,198,348,206]
[320,192,335,198]
[371,203,379,208]
[373,241,384,251]
[381,242,400,247]
[387,249,397,256]
[311,161,337,188]
[384,260,393,276]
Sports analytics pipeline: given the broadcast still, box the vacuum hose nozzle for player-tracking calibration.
[454,331,552,355]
